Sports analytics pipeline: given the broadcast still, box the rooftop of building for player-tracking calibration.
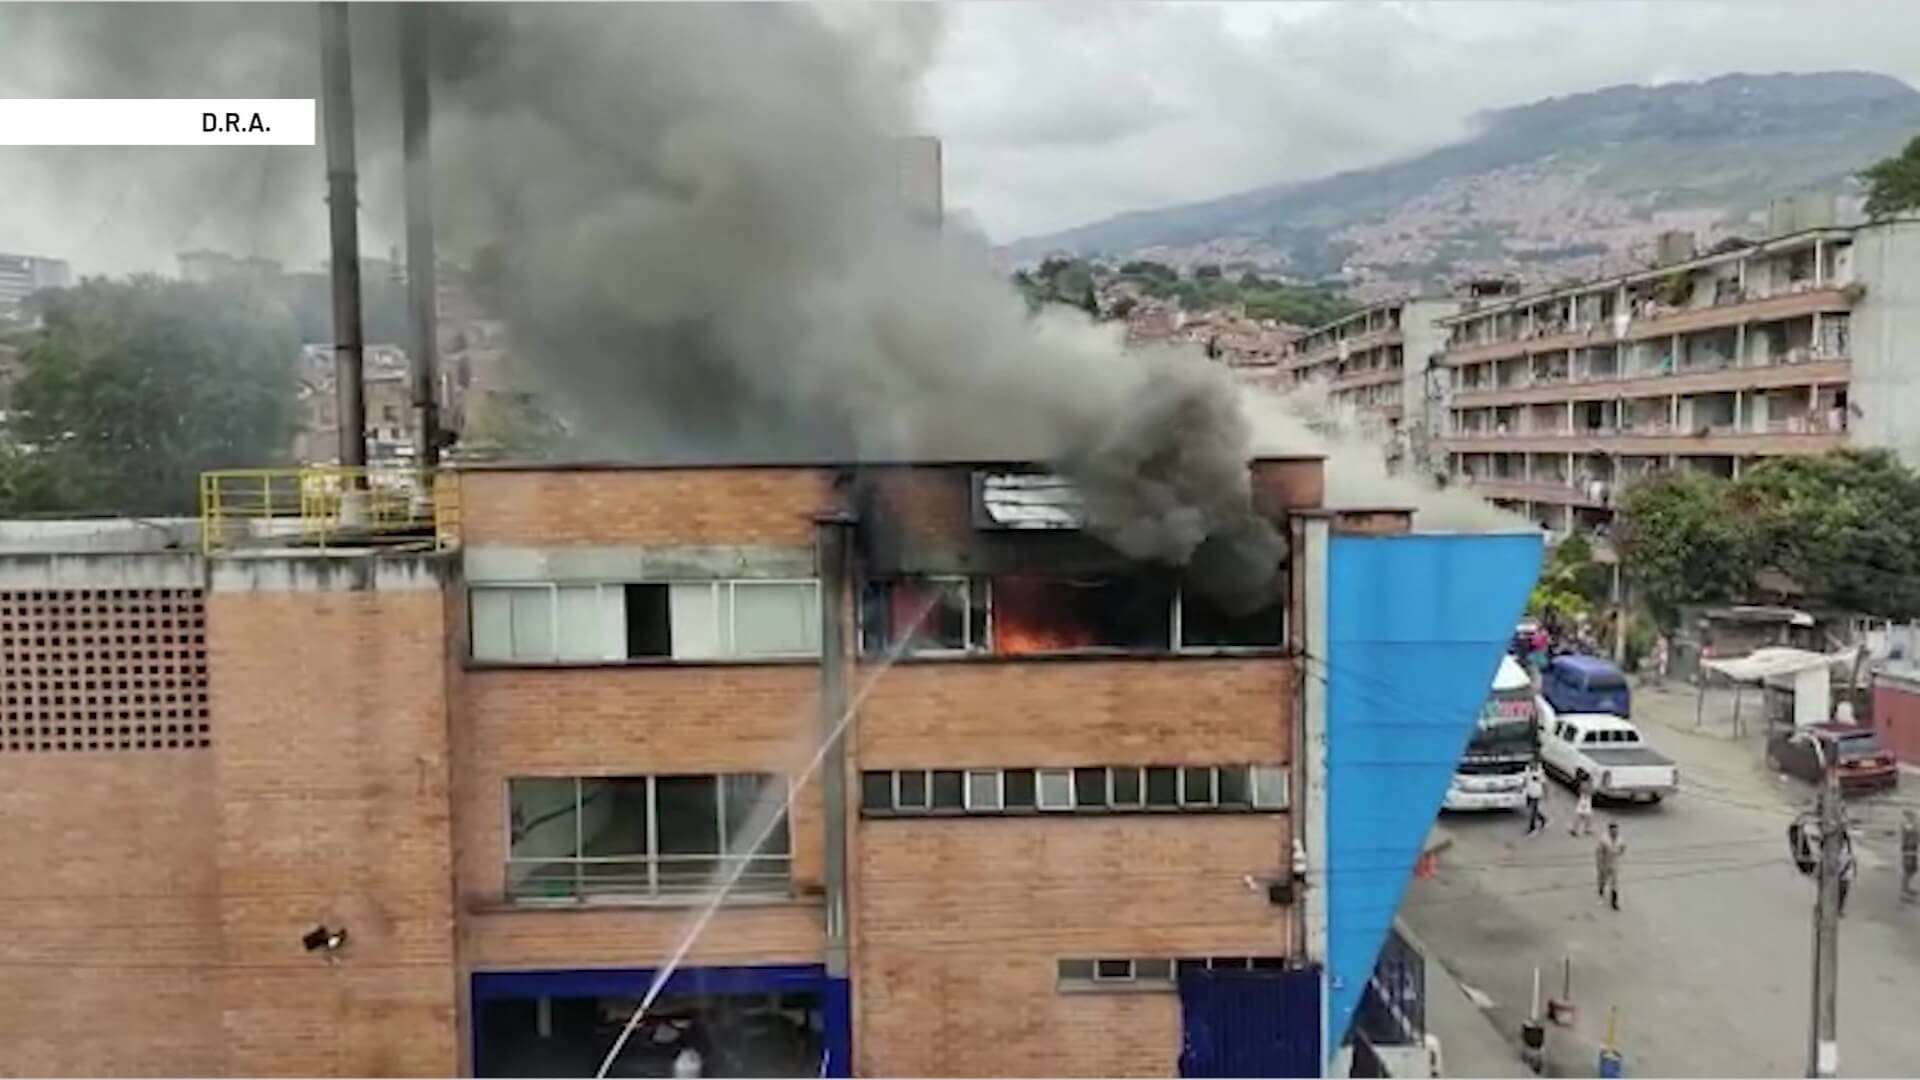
[1437,222,1859,326]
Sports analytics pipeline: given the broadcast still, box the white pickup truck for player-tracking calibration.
[1537,705,1678,803]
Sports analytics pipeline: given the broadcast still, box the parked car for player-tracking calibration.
[1541,654,1632,718]
[1765,724,1899,795]
[1538,708,1677,802]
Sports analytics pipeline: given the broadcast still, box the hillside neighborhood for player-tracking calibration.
[3,5,1920,1080]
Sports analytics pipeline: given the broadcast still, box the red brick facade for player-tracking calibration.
[0,459,1313,1077]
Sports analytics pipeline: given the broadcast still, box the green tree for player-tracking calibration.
[1731,450,1920,616]
[1614,469,1756,627]
[0,278,300,516]
[1860,134,1920,219]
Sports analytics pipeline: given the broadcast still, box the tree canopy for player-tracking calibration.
[1615,450,1920,623]
[1860,134,1920,219]
[0,278,301,516]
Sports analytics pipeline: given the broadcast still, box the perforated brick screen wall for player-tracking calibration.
[0,588,211,752]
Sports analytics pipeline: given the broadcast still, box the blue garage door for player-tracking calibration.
[1177,966,1321,1078]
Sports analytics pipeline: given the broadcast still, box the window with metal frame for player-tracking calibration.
[505,773,790,903]
[471,579,820,663]
[859,765,1288,816]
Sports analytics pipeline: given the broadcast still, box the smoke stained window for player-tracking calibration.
[860,576,986,656]
[1177,587,1285,650]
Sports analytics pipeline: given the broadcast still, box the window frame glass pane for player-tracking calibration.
[1094,959,1134,981]
[728,579,821,658]
[1145,767,1179,808]
[1004,768,1037,809]
[965,769,1003,811]
[1110,767,1144,808]
[1217,765,1251,808]
[897,769,930,810]
[1073,767,1107,809]
[1251,765,1289,809]
[1181,766,1218,807]
[1036,769,1074,811]
[860,771,894,812]
[1058,959,1095,981]
[931,769,965,810]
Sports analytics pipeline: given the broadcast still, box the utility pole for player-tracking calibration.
[399,3,442,468]
[1806,738,1841,1078]
[319,1,367,474]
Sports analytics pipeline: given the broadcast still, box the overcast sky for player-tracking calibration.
[3,1,1919,274]
[924,1,1920,242]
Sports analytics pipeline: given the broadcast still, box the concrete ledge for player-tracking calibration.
[0,552,204,589]
[210,551,454,592]
[464,543,816,583]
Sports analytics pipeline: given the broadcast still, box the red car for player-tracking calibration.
[1766,724,1900,794]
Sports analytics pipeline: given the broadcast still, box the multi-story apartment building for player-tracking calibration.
[1271,298,1462,470]
[0,252,72,316]
[0,453,1537,1078]
[1435,215,1920,534]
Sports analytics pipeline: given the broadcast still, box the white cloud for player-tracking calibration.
[924,1,1920,242]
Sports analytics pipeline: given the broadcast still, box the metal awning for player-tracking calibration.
[1702,645,1856,684]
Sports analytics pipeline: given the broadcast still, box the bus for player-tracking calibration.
[1441,655,1539,812]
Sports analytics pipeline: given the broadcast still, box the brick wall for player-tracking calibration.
[854,816,1291,1076]
[208,565,458,1076]
[457,664,828,968]
[857,658,1292,766]
[1251,457,1325,516]
[0,755,221,1075]
[456,467,835,547]
[853,656,1293,1076]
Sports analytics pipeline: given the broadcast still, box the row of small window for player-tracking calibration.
[1057,956,1290,990]
[860,764,1288,815]
[472,580,821,664]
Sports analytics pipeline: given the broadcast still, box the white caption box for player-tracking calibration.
[0,99,316,146]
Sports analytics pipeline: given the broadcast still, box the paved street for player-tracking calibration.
[1405,683,1920,1078]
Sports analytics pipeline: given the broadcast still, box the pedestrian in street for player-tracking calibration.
[1901,810,1919,902]
[1596,822,1626,910]
[1570,771,1594,837]
[1523,762,1548,836]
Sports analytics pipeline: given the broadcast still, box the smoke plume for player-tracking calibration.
[0,4,1520,608]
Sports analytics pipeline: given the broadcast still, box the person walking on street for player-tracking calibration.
[1596,822,1626,910]
[1901,810,1919,902]
[1523,763,1548,836]
[1570,772,1594,837]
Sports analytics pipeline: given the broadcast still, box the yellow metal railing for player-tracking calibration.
[200,466,460,555]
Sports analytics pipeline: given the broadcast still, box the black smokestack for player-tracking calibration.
[2,3,1288,606]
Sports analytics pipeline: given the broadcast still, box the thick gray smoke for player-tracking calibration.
[6,3,1291,603]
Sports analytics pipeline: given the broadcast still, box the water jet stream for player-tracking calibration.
[592,595,937,1079]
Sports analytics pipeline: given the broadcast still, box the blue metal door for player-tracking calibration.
[1177,966,1321,1078]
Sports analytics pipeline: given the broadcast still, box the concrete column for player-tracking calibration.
[1815,240,1826,287]
[1298,515,1332,1076]
[1736,323,1746,368]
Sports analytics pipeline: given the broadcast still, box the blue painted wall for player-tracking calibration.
[1323,532,1542,1054]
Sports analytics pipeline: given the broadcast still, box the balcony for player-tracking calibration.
[1442,286,1853,367]
[1439,426,1845,456]
[1458,477,1615,508]
[1286,327,1403,371]
[1326,365,1403,393]
[1449,357,1850,409]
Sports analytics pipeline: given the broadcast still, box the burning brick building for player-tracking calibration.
[0,450,1535,1078]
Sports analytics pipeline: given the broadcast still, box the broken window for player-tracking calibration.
[1177,588,1285,650]
[990,575,1173,656]
[860,576,988,656]
[625,584,672,658]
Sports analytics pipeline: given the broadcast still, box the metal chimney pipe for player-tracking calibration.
[320,1,366,473]
[400,5,441,468]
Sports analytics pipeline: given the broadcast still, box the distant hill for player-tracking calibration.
[1006,72,1920,296]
